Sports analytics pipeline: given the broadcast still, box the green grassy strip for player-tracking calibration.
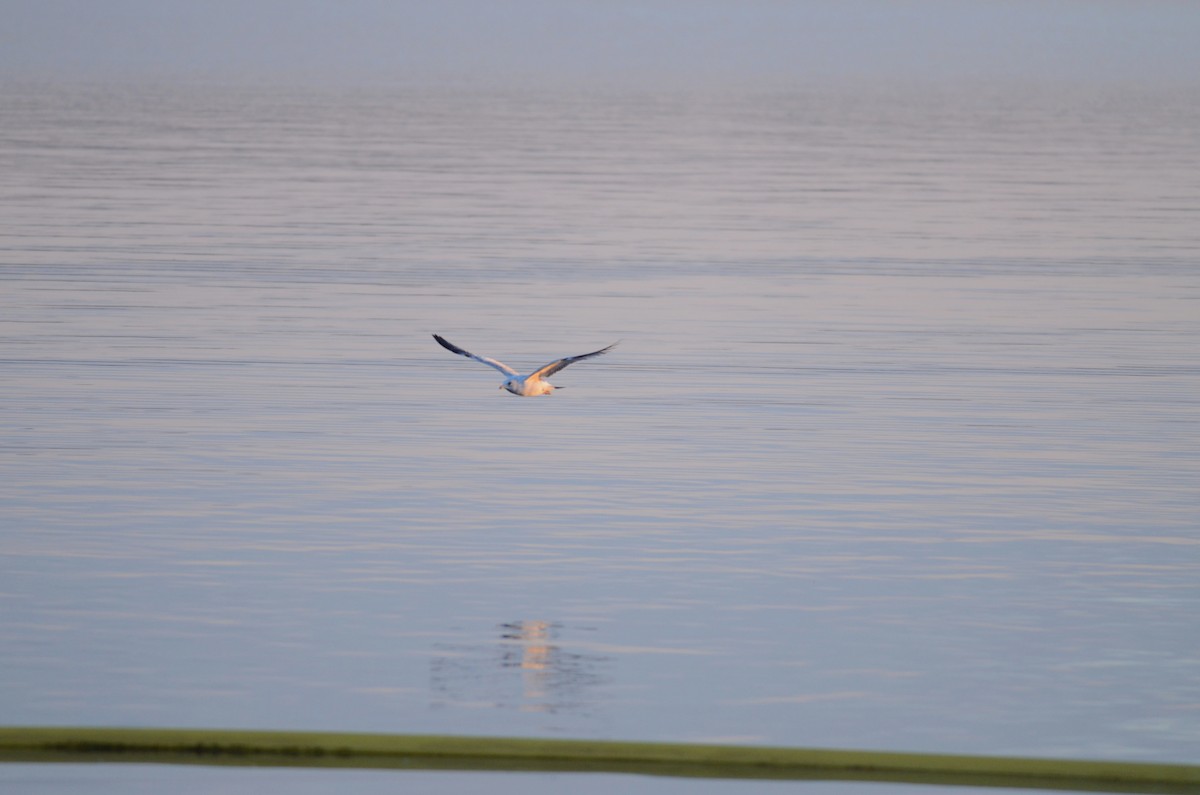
[1,727,1197,792]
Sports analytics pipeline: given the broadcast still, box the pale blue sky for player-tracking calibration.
[3,0,1199,86]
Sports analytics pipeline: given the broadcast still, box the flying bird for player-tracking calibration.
[433,334,616,396]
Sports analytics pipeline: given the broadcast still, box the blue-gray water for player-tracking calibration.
[2,79,1199,792]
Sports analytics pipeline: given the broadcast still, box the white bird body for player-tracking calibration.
[502,375,557,397]
[433,334,616,396]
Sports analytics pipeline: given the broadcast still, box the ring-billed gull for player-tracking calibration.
[433,334,616,396]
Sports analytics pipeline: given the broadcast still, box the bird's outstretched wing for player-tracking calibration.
[433,334,517,376]
[529,343,618,381]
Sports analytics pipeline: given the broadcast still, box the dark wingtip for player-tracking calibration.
[433,334,469,357]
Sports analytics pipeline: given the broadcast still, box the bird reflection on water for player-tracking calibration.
[430,621,610,717]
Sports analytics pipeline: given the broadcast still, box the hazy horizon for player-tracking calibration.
[4,1,1200,88]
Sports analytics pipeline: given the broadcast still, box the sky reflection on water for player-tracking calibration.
[1,80,1199,774]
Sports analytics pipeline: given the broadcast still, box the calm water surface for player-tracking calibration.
[1,80,1199,790]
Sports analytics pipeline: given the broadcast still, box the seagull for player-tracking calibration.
[433,334,616,396]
